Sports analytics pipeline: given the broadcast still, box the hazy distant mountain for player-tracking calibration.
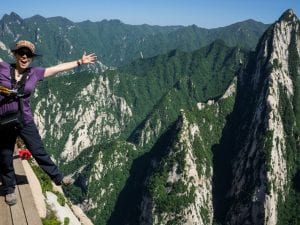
[0,12,268,67]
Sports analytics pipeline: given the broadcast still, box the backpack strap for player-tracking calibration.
[9,65,30,122]
[10,64,30,96]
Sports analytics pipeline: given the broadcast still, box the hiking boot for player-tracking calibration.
[62,175,75,186]
[5,192,17,206]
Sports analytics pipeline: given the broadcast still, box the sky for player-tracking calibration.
[0,0,299,28]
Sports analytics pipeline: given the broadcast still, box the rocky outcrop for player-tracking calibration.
[34,74,133,162]
[226,9,299,225]
[140,81,236,225]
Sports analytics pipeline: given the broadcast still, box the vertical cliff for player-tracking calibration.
[224,9,300,225]
[140,83,236,224]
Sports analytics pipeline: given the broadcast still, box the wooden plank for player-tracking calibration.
[14,154,43,225]
[0,146,42,225]
[0,195,13,225]
[11,154,28,225]
[10,186,27,225]
[18,182,43,225]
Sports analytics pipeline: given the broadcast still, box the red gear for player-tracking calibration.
[18,149,32,160]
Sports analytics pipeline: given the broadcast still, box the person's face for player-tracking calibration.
[14,47,34,70]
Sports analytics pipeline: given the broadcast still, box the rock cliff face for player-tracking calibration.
[34,74,132,162]
[139,83,236,225]
[225,9,300,225]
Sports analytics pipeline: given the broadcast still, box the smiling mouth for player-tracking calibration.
[20,59,29,65]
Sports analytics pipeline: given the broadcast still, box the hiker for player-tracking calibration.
[0,40,97,205]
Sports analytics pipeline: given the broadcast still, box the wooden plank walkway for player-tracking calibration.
[0,153,42,225]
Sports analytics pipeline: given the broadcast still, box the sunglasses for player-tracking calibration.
[15,47,35,58]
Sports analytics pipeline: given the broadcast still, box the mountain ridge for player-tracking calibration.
[1,11,268,29]
[0,11,268,67]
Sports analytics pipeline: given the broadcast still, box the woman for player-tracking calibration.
[0,40,97,205]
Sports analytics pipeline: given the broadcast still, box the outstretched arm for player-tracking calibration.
[44,52,97,78]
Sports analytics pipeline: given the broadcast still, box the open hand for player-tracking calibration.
[81,52,97,64]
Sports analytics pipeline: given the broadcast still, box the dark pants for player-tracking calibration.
[0,122,63,194]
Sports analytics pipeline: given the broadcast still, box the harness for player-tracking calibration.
[0,65,30,129]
